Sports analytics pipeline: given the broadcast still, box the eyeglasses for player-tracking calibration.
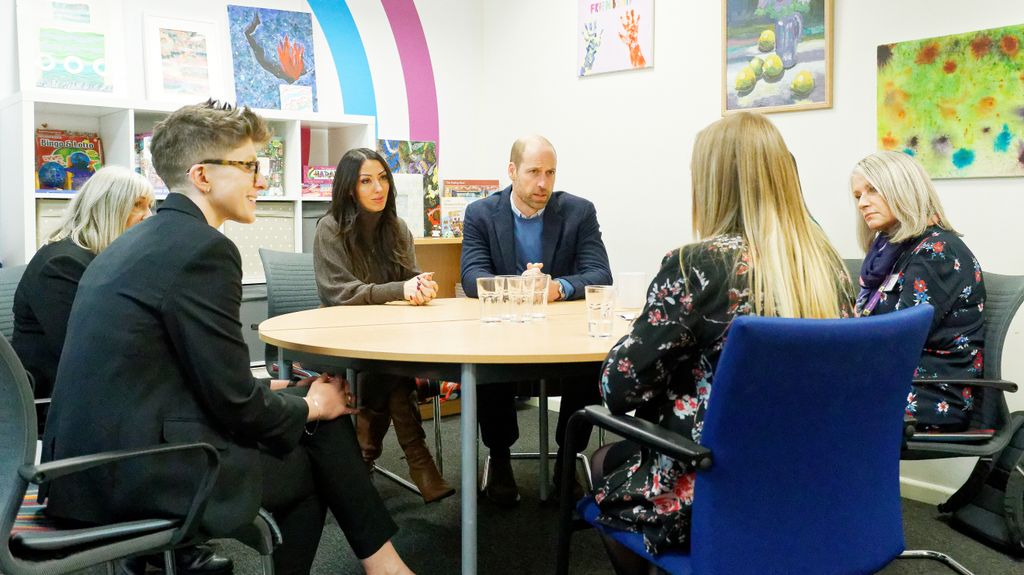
[189,159,262,185]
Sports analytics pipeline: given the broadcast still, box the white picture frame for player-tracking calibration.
[143,14,227,103]
[15,0,127,96]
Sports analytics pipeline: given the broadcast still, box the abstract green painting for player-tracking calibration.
[877,24,1024,179]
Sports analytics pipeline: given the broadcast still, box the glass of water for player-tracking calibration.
[528,274,550,319]
[585,285,616,337]
[615,272,648,320]
[477,277,503,323]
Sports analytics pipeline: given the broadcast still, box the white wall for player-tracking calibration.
[475,0,1024,502]
[0,0,16,98]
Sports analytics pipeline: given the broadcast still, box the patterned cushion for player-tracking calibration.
[12,487,56,535]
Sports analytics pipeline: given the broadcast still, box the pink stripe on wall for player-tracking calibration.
[380,0,440,151]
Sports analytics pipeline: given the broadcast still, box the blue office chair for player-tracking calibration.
[556,305,975,574]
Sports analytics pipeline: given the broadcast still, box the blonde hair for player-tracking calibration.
[690,112,847,319]
[49,166,155,254]
[851,151,955,252]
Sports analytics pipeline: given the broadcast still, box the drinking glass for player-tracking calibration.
[615,272,648,320]
[477,277,503,323]
[528,274,550,319]
[503,275,532,322]
[496,275,519,321]
[585,285,616,337]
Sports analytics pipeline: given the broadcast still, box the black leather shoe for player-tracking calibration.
[174,545,233,574]
[482,457,520,507]
[131,545,233,575]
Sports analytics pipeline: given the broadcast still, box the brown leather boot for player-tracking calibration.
[355,407,391,473]
[388,384,455,503]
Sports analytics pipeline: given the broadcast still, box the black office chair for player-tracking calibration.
[0,331,282,575]
[258,248,448,492]
[0,265,43,426]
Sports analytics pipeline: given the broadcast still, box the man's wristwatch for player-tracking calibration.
[556,280,566,301]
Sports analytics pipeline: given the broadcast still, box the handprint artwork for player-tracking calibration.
[619,9,646,68]
[580,21,603,76]
[577,0,652,76]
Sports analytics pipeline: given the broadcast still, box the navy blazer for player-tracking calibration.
[460,187,611,299]
[42,193,307,537]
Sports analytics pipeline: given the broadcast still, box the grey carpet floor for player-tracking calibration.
[210,403,1022,575]
[71,402,1023,574]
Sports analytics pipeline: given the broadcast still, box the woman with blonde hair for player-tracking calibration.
[850,150,984,431]
[591,112,853,568]
[13,166,155,402]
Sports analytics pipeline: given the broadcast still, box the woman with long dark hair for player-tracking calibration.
[313,148,453,502]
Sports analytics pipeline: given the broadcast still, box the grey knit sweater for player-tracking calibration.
[313,212,420,306]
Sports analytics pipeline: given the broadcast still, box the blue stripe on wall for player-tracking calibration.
[307,0,376,118]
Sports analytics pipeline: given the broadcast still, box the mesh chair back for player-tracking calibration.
[980,272,1024,382]
[258,250,320,369]
[691,306,933,575]
[0,266,27,340]
[258,249,320,318]
[0,333,39,570]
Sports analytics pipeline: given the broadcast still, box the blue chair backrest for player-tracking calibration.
[691,305,933,575]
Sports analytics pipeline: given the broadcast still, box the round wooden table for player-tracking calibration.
[259,298,629,575]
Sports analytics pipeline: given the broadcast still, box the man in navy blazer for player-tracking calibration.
[460,135,611,506]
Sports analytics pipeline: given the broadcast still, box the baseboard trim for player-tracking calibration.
[900,476,956,505]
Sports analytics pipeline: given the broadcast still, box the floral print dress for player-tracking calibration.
[594,235,853,554]
[856,226,986,431]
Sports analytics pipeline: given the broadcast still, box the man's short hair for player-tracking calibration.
[509,135,555,167]
[151,100,270,191]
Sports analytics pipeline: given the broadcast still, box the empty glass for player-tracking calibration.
[503,275,532,322]
[585,285,616,337]
[528,274,550,319]
[615,272,648,320]
[477,277,503,323]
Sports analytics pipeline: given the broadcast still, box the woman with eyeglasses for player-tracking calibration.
[313,147,454,503]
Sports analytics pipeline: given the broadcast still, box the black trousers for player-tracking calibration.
[477,372,602,457]
[261,414,398,575]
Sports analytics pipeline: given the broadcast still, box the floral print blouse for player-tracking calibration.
[857,226,986,431]
[594,235,853,554]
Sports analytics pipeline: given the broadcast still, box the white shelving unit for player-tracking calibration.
[0,90,375,283]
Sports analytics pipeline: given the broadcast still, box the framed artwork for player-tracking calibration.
[577,0,654,77]
[877,24,1024,179]
[227,5,318,112]
[722,0,833,114]
[15,0,126,95]
[143,15,226,103]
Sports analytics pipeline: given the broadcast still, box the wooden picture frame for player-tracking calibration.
[722,0,833,115]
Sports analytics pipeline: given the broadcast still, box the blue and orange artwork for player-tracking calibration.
[878,23,1024,179]
[227,5,317,112]
[378,139,440,235]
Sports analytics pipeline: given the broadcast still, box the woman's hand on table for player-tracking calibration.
[405,272,438,305]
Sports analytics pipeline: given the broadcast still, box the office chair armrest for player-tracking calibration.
[914,378,1018,393]
[583,405,713,471]
[20,443,220,544]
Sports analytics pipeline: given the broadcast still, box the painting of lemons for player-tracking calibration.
[878,24,1024,179]
[723,0,832,114]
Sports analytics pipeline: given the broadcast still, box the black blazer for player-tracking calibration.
[42,193,307,537]
[11,237,95,399]
[460,187,612,298]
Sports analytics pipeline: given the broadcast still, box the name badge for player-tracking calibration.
[881,273,900,292]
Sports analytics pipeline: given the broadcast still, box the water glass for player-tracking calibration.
[615,272,648,320]
[503,275,532,322]
[585,285,616,338]
[477,277,503,323]
[528,274,550,319]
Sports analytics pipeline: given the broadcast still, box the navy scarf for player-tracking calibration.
[856,234,908,310]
